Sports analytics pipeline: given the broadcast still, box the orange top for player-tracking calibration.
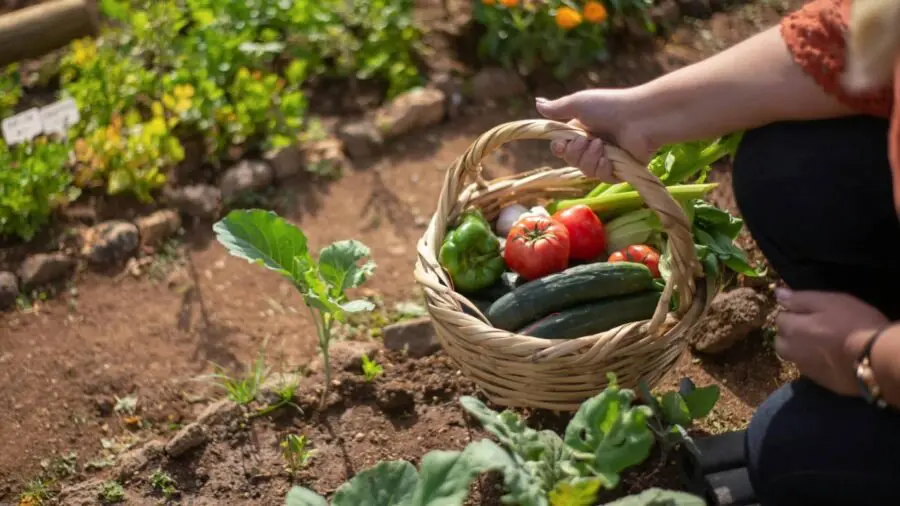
[780,0,900,211]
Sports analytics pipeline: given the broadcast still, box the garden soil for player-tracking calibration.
[0,1,802,503]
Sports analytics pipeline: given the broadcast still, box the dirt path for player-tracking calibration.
[0,1,803,501]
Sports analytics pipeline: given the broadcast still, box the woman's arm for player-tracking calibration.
[628,26,858,149]
[847,325,900,408]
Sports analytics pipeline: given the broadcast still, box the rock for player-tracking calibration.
[265,145,304,180]
[470,67,527,102]
[18,252,76,287]
[303,138,349,176]
[58,479,103,505]
[164,184,222,220]
[309,340,380,374]
[135,209,181,248]
[337,119,384,159]
[165,422,207,458]
[0,271,19,309]
[383,317,441,358]
[691,288,771,354]
[374,87,446,140]
[219,159,275,200]
[197,398,242,427]
[79,220,140,264]
[116,440,164,480]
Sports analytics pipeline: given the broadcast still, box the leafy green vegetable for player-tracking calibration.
[213,209,375,408]
[284,439,510,506]
[638,378,720,459]
[601,488,706,506]
[687,200,763,279]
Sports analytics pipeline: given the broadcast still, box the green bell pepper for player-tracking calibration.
[439,210,505,293]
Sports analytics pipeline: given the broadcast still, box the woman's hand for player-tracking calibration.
[536,89,659,182]
[775,288,890,396]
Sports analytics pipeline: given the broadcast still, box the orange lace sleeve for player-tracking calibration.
[780,0,893,118]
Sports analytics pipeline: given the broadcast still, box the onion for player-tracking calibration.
[495,204,528,236]
[526,206,550,218]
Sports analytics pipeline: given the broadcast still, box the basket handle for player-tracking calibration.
[435,119,701,327]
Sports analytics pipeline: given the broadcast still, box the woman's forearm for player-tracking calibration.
[627,26,857,147]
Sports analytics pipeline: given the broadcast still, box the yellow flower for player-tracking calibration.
[71,38,97,66]
[556,7,583,30]
[583,1,608,23]
[499,0,518,6]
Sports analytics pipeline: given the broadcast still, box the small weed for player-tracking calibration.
[99,480,126,503]
[114,394,138,415]
[203,352,270,405]
[40,452,77,480]
[18,479,52,506]
[281,434,314,477]
[150,468,178,499]
[148,237,185,281]
[255,374,301,417]
[361,354,383,382]
[85,457,116,471]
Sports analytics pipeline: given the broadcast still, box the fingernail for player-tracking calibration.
[775,287,792,303]
[551,140,565,154]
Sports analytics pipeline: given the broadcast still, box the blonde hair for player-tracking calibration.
[843,0,900,92]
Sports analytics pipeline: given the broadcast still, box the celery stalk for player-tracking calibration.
[556,183,718,220]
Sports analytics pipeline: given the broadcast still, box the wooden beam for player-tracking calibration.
[0,0,100,67]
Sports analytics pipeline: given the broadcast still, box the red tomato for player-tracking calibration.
[504,215,570,280]
[608,245,661,277]
[551,205,607,261]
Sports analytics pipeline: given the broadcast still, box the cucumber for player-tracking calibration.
[460,271,527,301]
[518,291,661,339]
[486,262,654,331]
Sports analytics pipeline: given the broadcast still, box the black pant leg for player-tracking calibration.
[732,115,900,319]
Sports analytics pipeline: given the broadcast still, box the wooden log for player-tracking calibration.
[0,0,100,67]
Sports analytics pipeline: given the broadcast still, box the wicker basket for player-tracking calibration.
[414,119,714,411]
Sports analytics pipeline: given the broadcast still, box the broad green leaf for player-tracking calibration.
[682,385,720,420]
[601,488,706,506]
[410,440,510,506]
[548,478,603,506]
[285,487,329,506]
[331,460,418,506]
[660,393,692,427]
[319,240,376,294]
[213,210,310,284]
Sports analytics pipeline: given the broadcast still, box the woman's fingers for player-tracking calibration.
[549,136,613,181]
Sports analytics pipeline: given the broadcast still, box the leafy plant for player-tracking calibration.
[256,374,302,417]
[18,479,52,506]
[639,378,720,458]
[149,468,178,499]
[0,138,75,241]
[281,434,315,476]
[0,64,21,118]
[361,354,384,382]
[476,0,638,79]
[283,381,707,506]
[213,209,376,409]
[98,480,126,503]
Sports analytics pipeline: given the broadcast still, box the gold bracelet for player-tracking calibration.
[855,325,892,409]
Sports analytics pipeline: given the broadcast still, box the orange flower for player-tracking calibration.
[499,0,519,6]
[555,6,583,30]
[583,1,608,23]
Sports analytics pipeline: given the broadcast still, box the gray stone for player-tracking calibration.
[58,479,104,505]
[383,317,441,358]
[303,138,349,176]
[135,209,181,248]
[470,68,527,102]
[337,119,383,159]
[691,288,771,354]
[0,271,19,309]
[374,87,446,140]
[265,145,304,180]
[80,220,140,264]
[165,422,208,458]
[219,159,275,200]
[116,440,164,480]
[164,184,222,220]
[18,252,76,287]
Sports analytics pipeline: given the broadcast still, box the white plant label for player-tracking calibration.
[40,98,80,137]
[1,108,43,145]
